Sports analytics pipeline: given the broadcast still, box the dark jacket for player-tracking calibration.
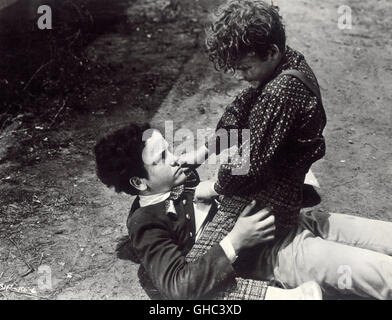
[127,189,236,300]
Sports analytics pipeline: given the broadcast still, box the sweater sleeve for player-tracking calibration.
[214,91,297,196]
[207,87,257,155]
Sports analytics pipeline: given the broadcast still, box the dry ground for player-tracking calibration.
[0,0,391,299]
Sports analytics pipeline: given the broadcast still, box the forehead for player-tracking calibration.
[142,130,168,164]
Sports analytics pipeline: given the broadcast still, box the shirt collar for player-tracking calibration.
[138,192,171,207]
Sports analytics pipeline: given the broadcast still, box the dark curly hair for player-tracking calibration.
[206,0,286,72]
[94,123,152,195]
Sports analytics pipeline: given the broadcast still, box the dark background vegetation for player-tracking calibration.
[0,0,123,130]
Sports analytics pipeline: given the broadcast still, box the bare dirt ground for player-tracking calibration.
[0,0,391,300]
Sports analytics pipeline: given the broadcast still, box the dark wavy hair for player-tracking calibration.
[94,123,151,195]
[206,0,286,72]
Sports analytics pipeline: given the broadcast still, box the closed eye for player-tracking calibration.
[152,150,167,165]
[240,66,251,71]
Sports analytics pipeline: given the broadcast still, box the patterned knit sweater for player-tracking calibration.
[209,46,327,235]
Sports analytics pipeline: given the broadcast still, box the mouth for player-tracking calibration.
[175,165,195,180]
[243,71,251,79]
[174,166,185,177]
[240,72,250,81]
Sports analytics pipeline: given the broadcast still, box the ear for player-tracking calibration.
[130,177,147,192]
[268,44,281,59]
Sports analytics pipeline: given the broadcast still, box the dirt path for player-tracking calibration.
[0,0,391,300]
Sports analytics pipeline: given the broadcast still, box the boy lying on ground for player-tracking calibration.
[94,123,322,300]
[96,124,392,300]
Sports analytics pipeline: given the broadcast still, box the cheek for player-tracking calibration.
[247,67,261,79]
[148,167,165,185]
[254,65,266,76]
[159,165,176,182]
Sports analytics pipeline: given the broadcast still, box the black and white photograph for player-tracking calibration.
[0,0,391,303]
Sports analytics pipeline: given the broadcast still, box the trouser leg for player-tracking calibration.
[273,228,392,300]
[301,211,392,255]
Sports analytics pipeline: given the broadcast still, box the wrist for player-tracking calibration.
[208,180,219,197]
[227,232,241,255]
[220,236,238,264]
[213,181,223,195]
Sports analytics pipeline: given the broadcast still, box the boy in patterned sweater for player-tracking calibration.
[180,1,392,299]
[178,0,326,236]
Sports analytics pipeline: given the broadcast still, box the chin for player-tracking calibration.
[248,80,260,88]
[243,76,257,84]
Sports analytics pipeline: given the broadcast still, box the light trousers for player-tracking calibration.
[247,211,392,300]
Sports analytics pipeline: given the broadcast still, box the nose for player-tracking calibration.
[169,153,179,167]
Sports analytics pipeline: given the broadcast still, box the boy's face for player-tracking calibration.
[237,50,280,85]
[139,130,187,194]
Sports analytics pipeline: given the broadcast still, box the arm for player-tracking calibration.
[208,87,258,156]
[214,91,297,196]
[130,215,235,300]
[177,87,257,167]
[130,203,275,299]
[215,87,257,133]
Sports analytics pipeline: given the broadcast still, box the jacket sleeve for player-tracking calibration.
[129,214,236,300]
[214,90,298,196]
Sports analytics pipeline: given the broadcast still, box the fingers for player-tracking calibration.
[261,235,275,243]
[256,226,276,243]
[254,216,275,235]
[252,207,273,221]
[239,200,257,217]
[265,214,275,226]
[248,231,275,247]
[255,219,276,233]
[260,225,276,236]
[259,215,275,230]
